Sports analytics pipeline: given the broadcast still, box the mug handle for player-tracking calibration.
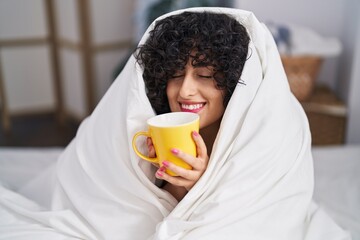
[132,131,158,163]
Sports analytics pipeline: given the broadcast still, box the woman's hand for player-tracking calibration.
[146,137,156,158]
[147,137,160,168]
[155,131,209,191]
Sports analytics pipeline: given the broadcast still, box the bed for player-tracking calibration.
[312,145,360,240]
[0,145,359,239]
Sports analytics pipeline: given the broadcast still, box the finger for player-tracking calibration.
[192,131,208,159]
[156,168,193,189]
[162,161,198,181]
[147,137,156,158]
[170,148,204,171]
[151,162,160,168]
[148,145,156,158]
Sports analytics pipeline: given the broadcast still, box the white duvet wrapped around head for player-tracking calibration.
[0,7,351,240]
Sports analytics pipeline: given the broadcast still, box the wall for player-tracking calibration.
[344,0,360,143]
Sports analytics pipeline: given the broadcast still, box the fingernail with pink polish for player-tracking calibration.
[192,131,199,137]
[171,148,179,154]
[159,166,166,172]
[162,161,169,167]
[156,171,163,177]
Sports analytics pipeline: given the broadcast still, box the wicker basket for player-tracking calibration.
[301,86,347,145]
[281,55,323,101]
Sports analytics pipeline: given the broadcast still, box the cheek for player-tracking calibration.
[166,83,174,101]
[166,82,178,109]
[212,89,225,108]
[213,91,226,117]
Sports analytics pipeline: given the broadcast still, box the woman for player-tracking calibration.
[0,7,350,240]
[135,11,250,201]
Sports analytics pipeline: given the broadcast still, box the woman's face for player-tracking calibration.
[166,60,225,130]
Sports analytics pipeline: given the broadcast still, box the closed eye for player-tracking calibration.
[171,75,184,79]
[198,75,213,79]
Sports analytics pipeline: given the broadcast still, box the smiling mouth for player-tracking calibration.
[180,103,205,113]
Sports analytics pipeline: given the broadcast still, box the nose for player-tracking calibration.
[179,74,197,98]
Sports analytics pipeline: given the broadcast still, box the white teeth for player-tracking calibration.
[181,103,204,110]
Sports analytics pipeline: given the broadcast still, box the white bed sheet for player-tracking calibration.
[312,145,360,240]
[0,147,62,208]
[0,145,359,239]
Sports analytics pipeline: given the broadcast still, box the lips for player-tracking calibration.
[179,102,205,113]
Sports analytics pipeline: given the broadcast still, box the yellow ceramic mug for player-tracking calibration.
[132,112,199,176]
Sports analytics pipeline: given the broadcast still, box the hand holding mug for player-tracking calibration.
[155,130,209,191]
[132,112,199,176]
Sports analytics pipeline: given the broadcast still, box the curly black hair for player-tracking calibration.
[135,11,250,114]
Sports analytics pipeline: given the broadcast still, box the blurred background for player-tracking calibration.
[0,0,359,147]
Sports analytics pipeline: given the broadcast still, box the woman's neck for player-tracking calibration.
[199,119,221,156]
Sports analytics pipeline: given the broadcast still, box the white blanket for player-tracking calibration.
[0,7,351,240]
